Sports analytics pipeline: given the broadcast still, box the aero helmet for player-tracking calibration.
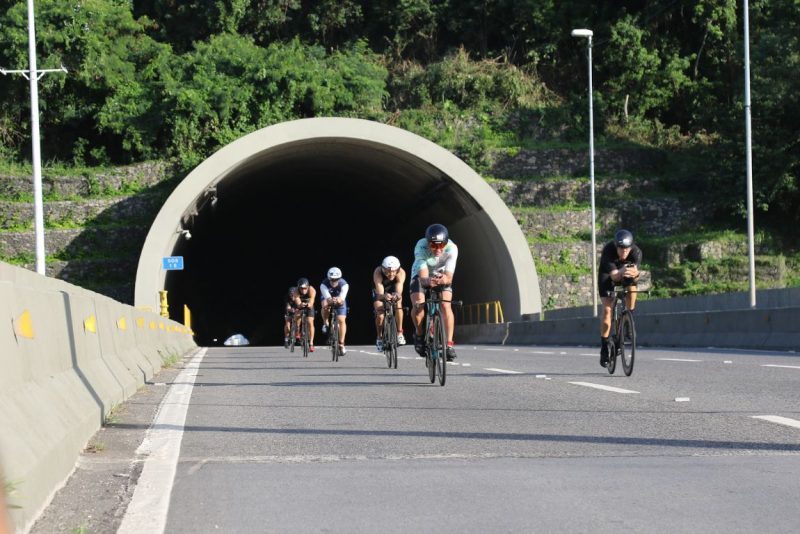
[327,267,342,280]
[382,255,401,270]
[297,278,310,288]
[425,223,449,244]
[614,229,634,248]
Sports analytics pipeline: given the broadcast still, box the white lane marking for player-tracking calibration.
[751,415,800,429]
[762,364,800,370]
[485,368,523,374]
[399,356,413,360]
[362,351,381,356]
[447,361,459,366]
[569,381,640,394]
[119,348,207,534]
[579,353,596,357]
[485,348,504,352]
[657,358,702,362]
[723,360,733,364]
[675,397,691,402]
[461,363,472,367]
[531,351,555,355]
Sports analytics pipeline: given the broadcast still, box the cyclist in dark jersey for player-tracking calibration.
[283,286,297,349]
[372,255,407,351]
[292,278,316,352]
[598,229,642,367]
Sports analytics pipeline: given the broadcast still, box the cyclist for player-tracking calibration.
[598,229,642,367]
[410,223,459,361]
[320,267,349,355]
[283,285,297,349]
[292,278,316,352]
[372,255,407,351]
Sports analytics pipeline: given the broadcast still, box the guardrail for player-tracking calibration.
[456,300,504,325]
[0,261,197,532]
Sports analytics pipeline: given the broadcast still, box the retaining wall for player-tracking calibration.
[459,305,800,352]
[0,261,196,532]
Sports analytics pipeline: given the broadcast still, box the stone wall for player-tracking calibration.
[489,148,666,179]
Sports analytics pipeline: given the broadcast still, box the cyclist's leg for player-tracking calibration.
[306,308,316,348]
[336,305,347,346]
[374,296,385,347]
[440,289,457,360]
[409,277,426,355]
[394,296,406,344]
[321,299,330,332]
[624,277,639,311]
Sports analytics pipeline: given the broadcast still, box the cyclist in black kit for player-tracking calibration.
[598,229,641,367]
[292,278,317,352]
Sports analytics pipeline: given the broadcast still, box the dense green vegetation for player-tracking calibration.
[1,1,798,252]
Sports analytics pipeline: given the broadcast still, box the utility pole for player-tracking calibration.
[1,0,67,275]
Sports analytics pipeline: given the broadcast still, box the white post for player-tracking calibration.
[572,29,598,316]
[27,0,46,275]
[743,0,756,308]
[1,2,66,275]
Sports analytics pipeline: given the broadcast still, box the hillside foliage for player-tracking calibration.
[0,0,798,244]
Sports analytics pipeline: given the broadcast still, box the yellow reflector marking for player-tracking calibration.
[84,314,97,333]
[117,317,127,330]
[14,310,34,339]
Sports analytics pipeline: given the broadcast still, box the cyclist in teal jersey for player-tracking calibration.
[410,223,459,361]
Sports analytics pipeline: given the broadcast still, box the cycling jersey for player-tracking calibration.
[411,238,458,279]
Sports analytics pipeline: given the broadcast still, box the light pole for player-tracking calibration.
[743,0,756,308]
[571,28,598,316]
[0,0,66,275]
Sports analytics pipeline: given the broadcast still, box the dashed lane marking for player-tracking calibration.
[761,364,800,370]
[485,368,523,374]
[751,415,800,429]
[569,381,640,394]
[657,358,702,362]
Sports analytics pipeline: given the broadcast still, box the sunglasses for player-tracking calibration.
[429,242,445,250]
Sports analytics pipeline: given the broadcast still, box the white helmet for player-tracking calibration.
[327,266,342,280]
[382,256,400,270]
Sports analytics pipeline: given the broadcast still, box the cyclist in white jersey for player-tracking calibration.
[410,223,458,361]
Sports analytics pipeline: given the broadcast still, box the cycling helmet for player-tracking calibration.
[425,223,449,244]
[327,267,342,280]
[297,278,310,288]
[382,256,401,270]
[614,229,634,248]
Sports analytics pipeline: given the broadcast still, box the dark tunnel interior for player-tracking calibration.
[164,141,488,346]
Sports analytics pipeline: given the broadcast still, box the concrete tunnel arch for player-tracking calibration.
[135,117,541,345]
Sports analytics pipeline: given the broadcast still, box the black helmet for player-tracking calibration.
[297,278,310,288]
[614,229,634,248]
[425,223,449,244]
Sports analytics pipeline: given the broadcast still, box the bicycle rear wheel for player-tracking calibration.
[386,315,398,369]
[383,314,393,368]
[620,311,636,376]
[426,317,436,383]
[330,321,340,362]
[606,339,617,375]
[434,311,447,386]
[301,320,309,358]
[289,321,296,353]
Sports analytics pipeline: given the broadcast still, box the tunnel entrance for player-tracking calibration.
[136,118,541,346]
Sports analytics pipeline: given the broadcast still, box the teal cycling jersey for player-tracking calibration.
[411,238,458,279]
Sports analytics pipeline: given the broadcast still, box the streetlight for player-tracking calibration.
[743,0,756,308]
[571,28,598,316]
[0,0,66,275]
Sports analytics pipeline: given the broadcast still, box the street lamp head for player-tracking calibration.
[571,29,593,38]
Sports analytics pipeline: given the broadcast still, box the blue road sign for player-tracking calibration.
[162,256,184,270]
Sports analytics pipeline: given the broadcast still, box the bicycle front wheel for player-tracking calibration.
[434,311,447,386]
[620,311,636,376]
[383,316,394,368]
[302,321,309,358]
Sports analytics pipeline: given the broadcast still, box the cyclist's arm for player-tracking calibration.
[320,284,331,301]
[338,283,349,302]
[306,287,316,308]
[373,267,385,297]
[393,269,406,296]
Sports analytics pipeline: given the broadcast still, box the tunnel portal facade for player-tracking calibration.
[134,118,541,345]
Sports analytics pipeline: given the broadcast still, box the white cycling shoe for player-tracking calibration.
[397,333,406,345]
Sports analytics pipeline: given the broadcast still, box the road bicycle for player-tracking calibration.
[381,295,400,369]
[295,305,311,358]
[606,286,638,376]
[325,303,343,362]
[421,287,456,386]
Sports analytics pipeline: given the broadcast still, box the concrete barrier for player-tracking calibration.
[459,307,800,352]
[0,262,196,532]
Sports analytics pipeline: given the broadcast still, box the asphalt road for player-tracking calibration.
[32,343,800,533]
